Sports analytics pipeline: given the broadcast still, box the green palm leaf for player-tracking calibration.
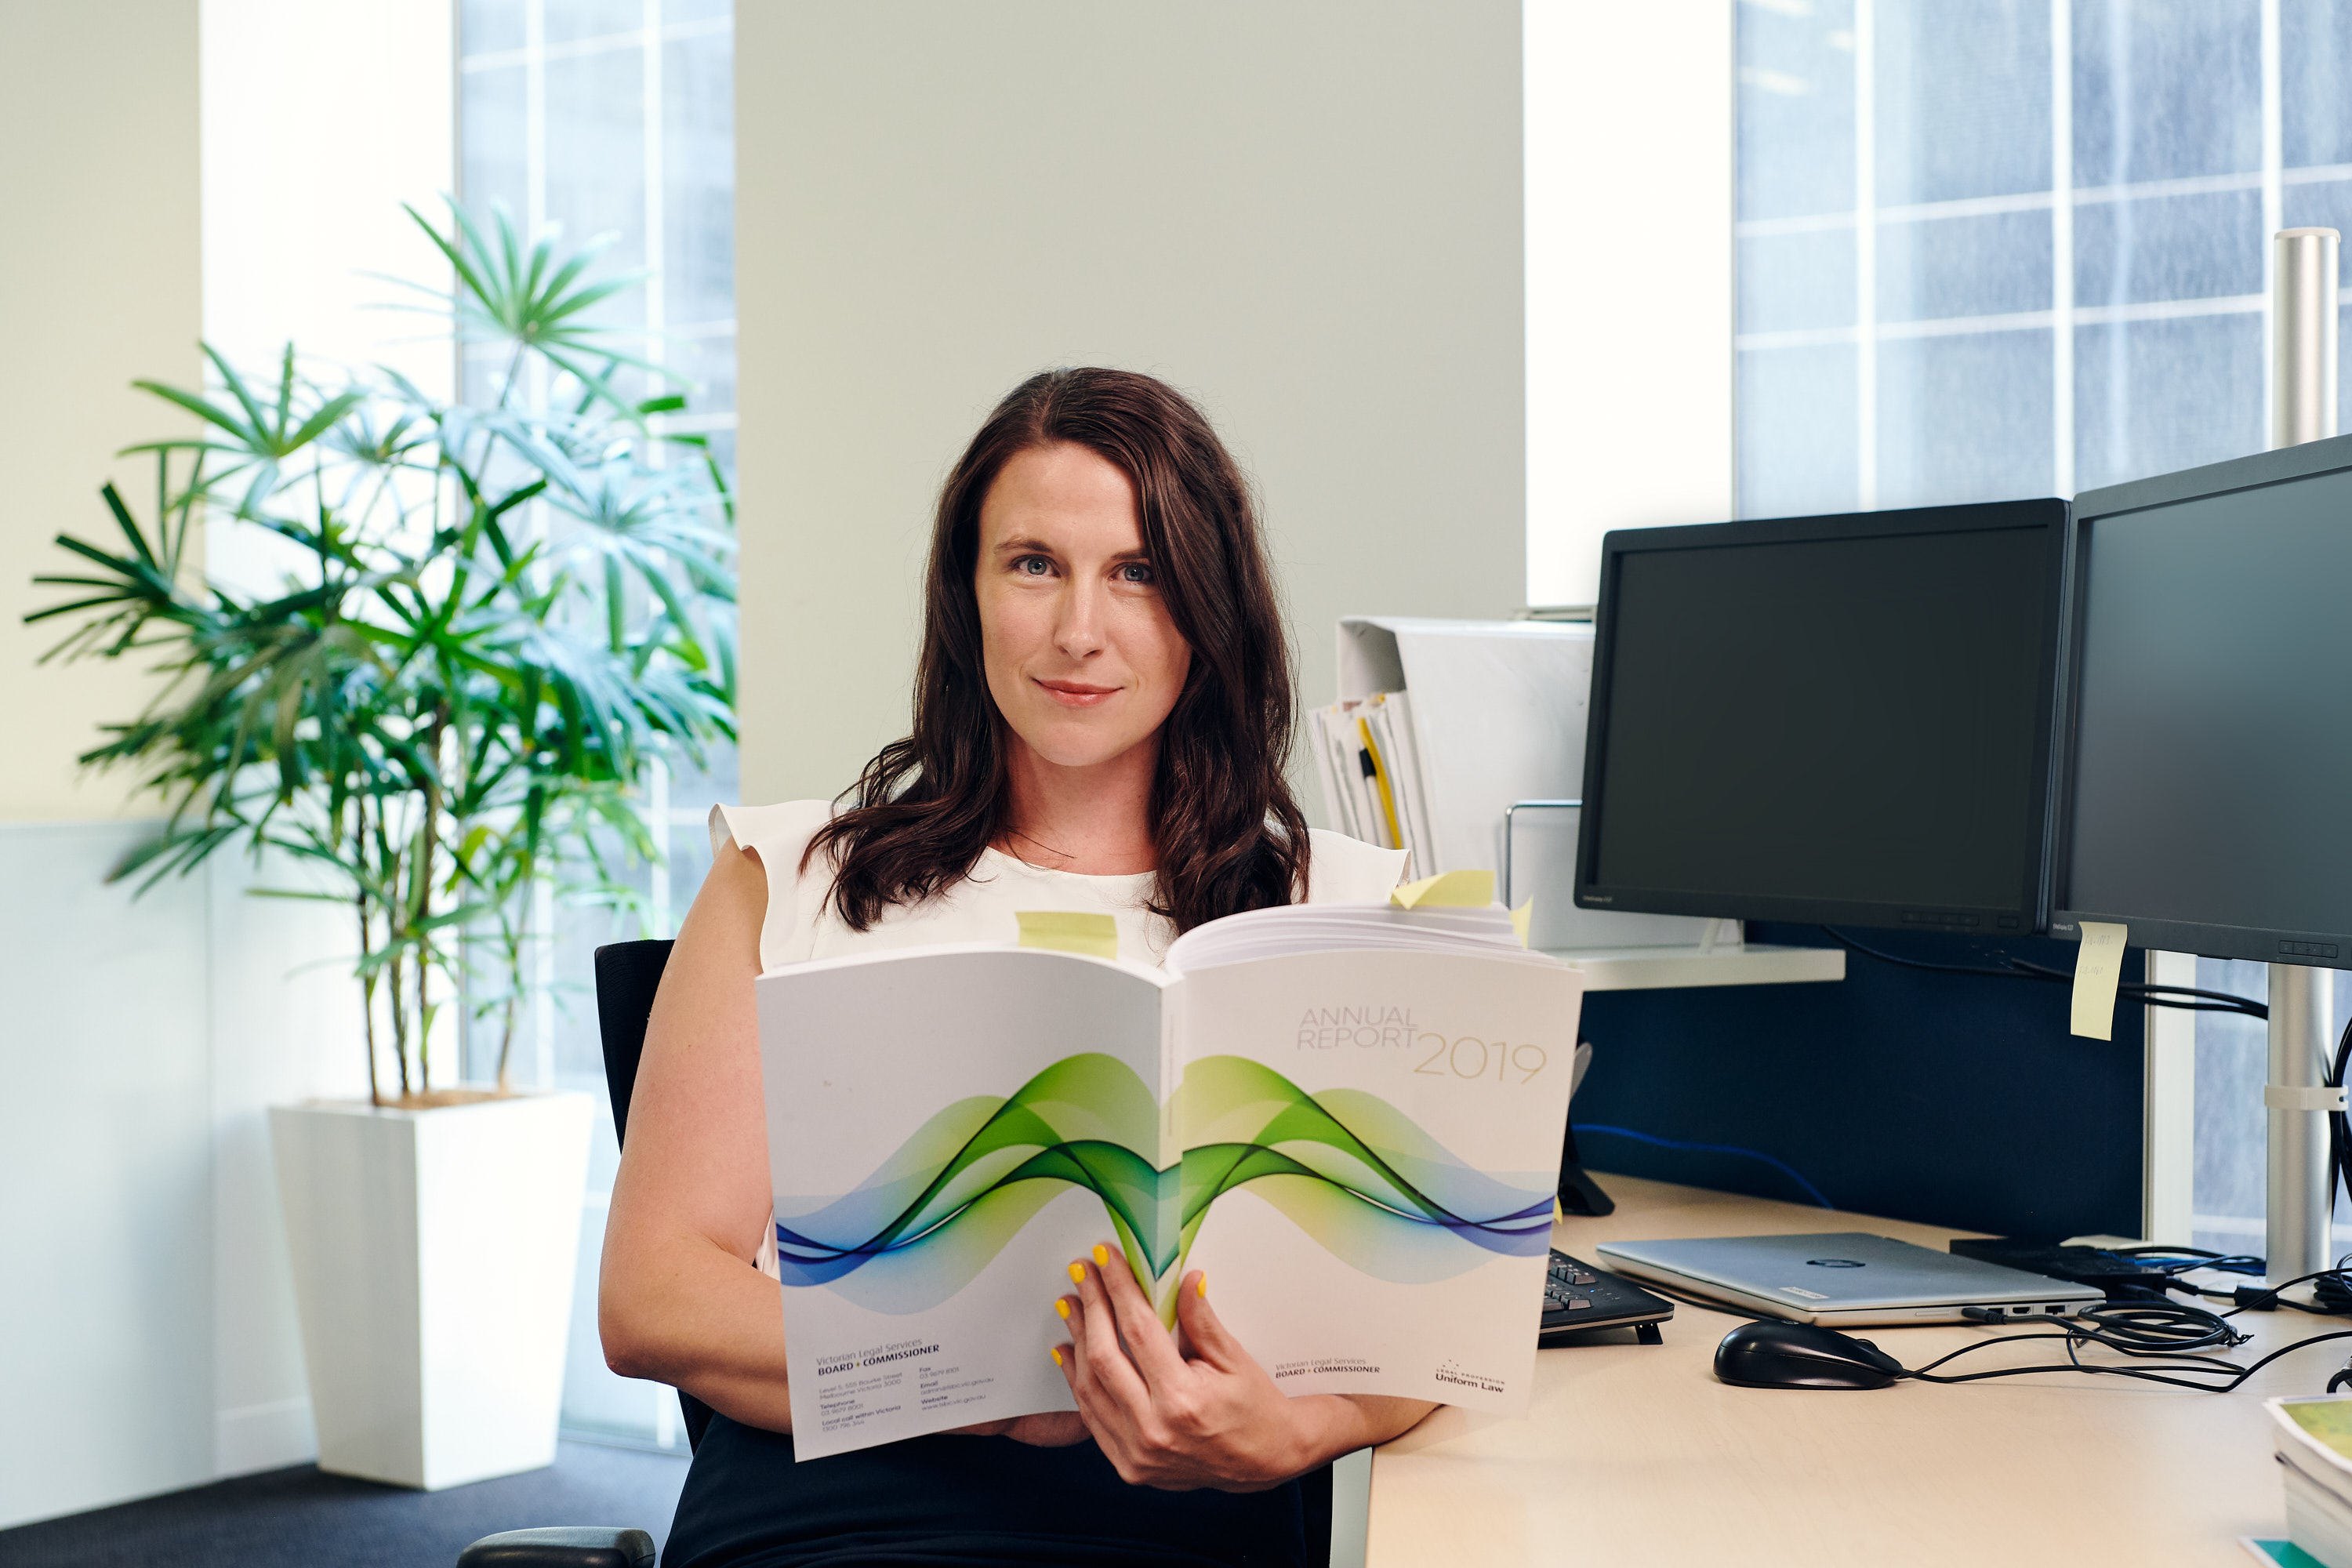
[28,196,737,1102]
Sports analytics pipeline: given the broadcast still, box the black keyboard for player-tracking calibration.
[1539,1249,1675,1346]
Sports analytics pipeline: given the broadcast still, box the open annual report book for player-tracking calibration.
[757,900,1584,1460]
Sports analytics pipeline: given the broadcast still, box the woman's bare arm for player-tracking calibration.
[597,843,800,1431]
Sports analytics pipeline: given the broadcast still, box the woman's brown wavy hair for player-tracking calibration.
[804,367,1310,935]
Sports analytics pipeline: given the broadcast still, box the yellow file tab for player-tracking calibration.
[2070,921,2129,1040]
[1015,910,1120,961]
[1390,869,1496,909]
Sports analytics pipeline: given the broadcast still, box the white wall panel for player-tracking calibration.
[0,825,213,1529]
[207,853,373,1479]
[1525,0,1736,610]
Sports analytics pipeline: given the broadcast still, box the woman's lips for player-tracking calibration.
[1036,678,1119,709]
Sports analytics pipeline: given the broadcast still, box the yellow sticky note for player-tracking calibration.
[1391,869,1496,909]
[1016,910,1119,961]
[2069,920,2129,1040]
[1511,898,1533,948]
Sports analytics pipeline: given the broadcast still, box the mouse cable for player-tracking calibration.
[1818,927,2268,1019]
[1898,1326,2352,1393]
[2056,1299,2244,1353]
[1893,1294,2352,1392]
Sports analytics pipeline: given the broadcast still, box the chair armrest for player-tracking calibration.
[455,1526,656,1567]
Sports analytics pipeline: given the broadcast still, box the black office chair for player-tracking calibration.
[456,940,679,1568]
[459,938,1335,1566]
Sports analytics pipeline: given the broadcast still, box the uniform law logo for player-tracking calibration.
[1433,1358,1506,1396]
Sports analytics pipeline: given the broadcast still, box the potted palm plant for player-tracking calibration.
[27,202,736,1489]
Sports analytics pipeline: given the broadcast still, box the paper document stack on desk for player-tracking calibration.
[2269,1398,2352,1567]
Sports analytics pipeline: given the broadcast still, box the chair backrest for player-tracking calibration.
[593,939,674,1144]
[591,938,716,1452]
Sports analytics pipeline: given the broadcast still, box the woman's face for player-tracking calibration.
[975,441,1192,772]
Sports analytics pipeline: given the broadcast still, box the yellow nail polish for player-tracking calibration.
[1069,1262,1086,1284]
[1055,1298,1072,1320]
[1051,1346,1063,1367]
[1093,1244,1109,1267]
[1196,1272,1207,1299]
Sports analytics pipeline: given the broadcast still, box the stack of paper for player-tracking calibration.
[1308,690,1436,877]
[2269,1398,2352,1567]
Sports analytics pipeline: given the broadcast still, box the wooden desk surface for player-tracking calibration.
[1367,1174,2337,1567]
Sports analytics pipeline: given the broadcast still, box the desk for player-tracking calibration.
[1367,1174,2329,1566]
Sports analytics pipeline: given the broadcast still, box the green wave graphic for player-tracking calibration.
[1175,1057,1555,1285]
[776,1052,1552,1317]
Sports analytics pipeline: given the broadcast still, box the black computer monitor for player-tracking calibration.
[1574,499,2073,933]
[2053,435,2352,967]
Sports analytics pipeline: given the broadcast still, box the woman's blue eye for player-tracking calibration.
[1118,562,1154,584]
[1017,556,1051,575]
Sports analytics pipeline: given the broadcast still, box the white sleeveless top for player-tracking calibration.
[710,800,1407,973]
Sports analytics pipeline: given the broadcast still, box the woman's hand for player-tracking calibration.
[945,1411,1091,1446]
[1052,1243,1434,1491]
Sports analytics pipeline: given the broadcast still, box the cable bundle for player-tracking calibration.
[1819,926,2268,1018]
[1901,1283,2352,1392]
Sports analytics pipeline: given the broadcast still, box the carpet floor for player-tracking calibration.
[0,1440,691,1568]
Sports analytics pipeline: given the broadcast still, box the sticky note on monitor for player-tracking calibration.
[1016,910,1119,961]
[2070,921,2129,1040]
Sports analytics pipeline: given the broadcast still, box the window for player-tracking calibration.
[459,0,736,1449]
[1736,0,2352,1254]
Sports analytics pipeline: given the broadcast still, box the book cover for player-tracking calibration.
[757,908,1581,1458]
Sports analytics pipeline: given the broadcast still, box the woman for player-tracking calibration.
[601,368,1436,1567]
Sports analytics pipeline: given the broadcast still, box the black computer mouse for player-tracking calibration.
[1714,1319,1907,1390]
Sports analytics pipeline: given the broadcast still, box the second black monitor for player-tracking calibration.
[2055,436,2352,966]
[1575,499,2072,934]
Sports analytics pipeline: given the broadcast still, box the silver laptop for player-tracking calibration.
[1594,1232,2106,1326]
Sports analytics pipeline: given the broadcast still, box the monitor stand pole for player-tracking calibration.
[2266,227,2342,1290]
[2267,964,2336,1287]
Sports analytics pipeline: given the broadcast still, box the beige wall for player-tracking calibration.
[0,1,204,820]
[735,1,1526,807]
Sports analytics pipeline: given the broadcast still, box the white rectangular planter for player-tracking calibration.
[270,1092,593,1490]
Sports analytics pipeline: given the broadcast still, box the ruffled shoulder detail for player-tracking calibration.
[709,800,839,973]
